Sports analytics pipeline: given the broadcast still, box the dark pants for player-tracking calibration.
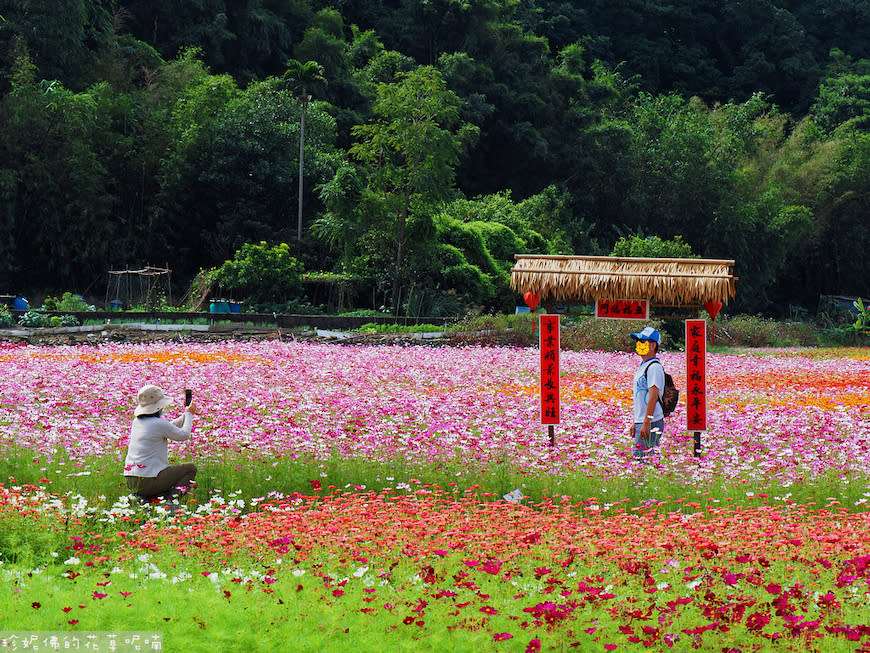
[125,463,197,500]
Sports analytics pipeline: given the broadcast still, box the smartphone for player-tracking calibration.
[185,389,192,406]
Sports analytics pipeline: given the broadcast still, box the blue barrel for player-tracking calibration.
[110,299,123,311]
[210,300,230,313]
[13,296,28,310]
[229,302,241,314]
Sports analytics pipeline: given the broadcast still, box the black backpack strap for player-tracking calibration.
[643,359,665,409]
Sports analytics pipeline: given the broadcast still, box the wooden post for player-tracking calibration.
[548,424,555,447]
[693,431,702,458]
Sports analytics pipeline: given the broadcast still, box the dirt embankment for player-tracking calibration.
[0,324,451,347]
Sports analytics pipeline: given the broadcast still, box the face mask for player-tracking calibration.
[635,340,651,356]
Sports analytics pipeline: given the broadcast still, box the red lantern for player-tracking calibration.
[703,300,723,345]
[703,300,722,320]
[523,291,540,312]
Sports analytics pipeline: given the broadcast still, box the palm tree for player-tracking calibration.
[283,59,326,240]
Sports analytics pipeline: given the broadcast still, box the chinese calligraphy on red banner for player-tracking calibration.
[595,298,649,320]
[685,319,707,431]
[539,314,560,424]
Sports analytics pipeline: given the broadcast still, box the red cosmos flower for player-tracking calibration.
[62,607,73,613]
[525,639,541,653]
[310,480,322,491]
[332,589,344,598]
[32,602,41,609]
[764,583,783,595]
[480,606,498,616]
[402,616,415,625]
[745,612,770,632]
[534,566,552,580]
[68,620,79,626]
[493,633,513,642]
[92,591,108,599]
[481,560,502,575]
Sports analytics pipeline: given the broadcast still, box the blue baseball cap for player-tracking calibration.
[630,326,660,343]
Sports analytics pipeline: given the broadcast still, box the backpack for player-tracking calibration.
[644,360,679,418]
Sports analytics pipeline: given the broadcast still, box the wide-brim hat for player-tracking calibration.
[134,385,173,416]
[630,326,661,343]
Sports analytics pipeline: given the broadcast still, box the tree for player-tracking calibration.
[215,241,304,310]
[812,72,870,133]
[349,65,478,310]
[284,59,326,239]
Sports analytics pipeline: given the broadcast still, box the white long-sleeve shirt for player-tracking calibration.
[123,413,192,478]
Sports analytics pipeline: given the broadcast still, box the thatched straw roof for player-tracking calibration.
[510,255,737,305]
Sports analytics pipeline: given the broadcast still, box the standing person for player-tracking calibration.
[629,326,665,461]
[123,385,199,503]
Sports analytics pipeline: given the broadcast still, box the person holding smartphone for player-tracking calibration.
[123,385,200,503]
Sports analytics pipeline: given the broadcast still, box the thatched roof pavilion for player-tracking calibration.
[510,255,736,307]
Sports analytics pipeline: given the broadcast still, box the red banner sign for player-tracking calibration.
[595,298,649,320]
[539,314,560,424]
[685,319,707,431]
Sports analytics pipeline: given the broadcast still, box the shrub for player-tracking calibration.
[42,292,95,312]
[18,310,49,327]
[611,233,697,258]
[17,310,80,328]
[562,317,668,352]
[713,314,786,347]
[447,313,536,347]
[0,304,13,328]
[215,242,305,310]
[354,323,445,334]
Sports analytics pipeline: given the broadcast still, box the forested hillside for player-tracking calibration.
[1,0,869,315]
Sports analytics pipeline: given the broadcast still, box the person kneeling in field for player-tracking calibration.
[123,385,200,503]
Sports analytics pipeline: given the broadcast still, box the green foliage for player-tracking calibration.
[711,314,819,347]
[851,298,870,332]
[215,242,305,310]
[447,314,669,351]
[812,72,870,133]
[447,313,539,347]
[353,322,444,334]
[561,318,669,352]
[348,65,478,309]
[17,310,79,328]
[4,0,870,316]
[42,291,95,312]
[17,310,48,327]
[610,233,697,258]
[0,304,12,328]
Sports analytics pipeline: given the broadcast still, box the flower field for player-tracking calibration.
[0,341,868,651]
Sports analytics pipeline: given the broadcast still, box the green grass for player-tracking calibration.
[353,322,447,334]
[3,445,867,519]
